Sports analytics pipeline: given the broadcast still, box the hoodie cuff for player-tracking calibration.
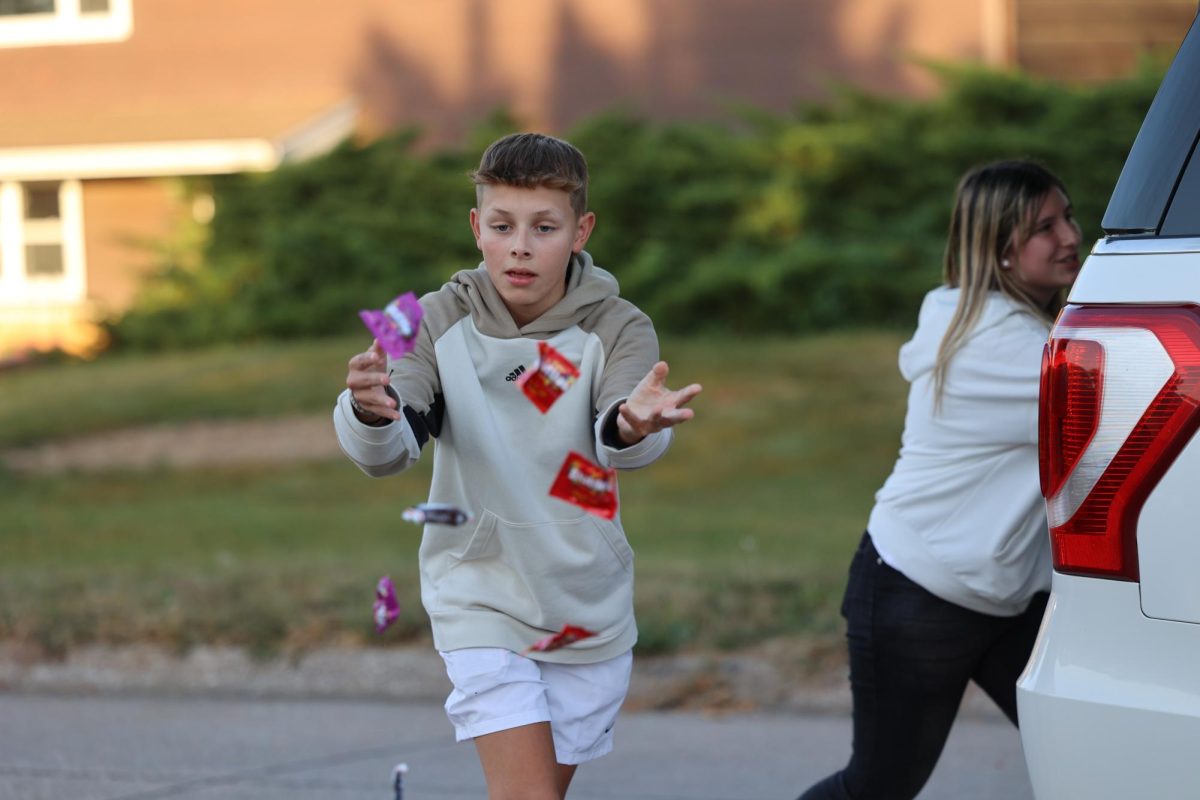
[594,398,672,470]
[333,389,419,467]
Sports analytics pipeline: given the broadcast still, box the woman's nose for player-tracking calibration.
[1062,220,1082,246]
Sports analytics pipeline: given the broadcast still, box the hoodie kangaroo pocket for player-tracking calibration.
[434,510,634,632]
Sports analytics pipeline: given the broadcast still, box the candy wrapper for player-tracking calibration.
[373,575,400,633]
[525,624,598,654]
[549,451,618,519]
[516,340,581,412]
[359,292,424,359]
[401,502,473,526]
[392,763,408,800]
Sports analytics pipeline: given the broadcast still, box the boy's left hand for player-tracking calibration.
[616,361,702,446]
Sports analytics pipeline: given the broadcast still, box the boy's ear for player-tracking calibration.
[572,211,596,254]
[469,208,483,250]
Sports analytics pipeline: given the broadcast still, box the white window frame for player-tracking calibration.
[0,179,86,305]
[0,0,132,49]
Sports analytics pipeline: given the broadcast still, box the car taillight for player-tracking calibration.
[1039,305,1200,580]
[1039,338,1104,500]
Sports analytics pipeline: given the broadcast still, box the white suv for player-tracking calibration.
[1017,11,1200,799]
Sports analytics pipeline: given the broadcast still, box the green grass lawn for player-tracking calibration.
[0,332,908,661]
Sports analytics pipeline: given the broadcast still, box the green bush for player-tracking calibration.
[105,63,1163,348]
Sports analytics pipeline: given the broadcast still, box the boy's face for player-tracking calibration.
[470,184,595,327]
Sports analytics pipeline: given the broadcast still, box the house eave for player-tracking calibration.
[0,139,282,182]
[0,99,359,182]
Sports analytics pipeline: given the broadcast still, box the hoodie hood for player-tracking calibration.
[445,250,620,339]
[898,286,1041,382]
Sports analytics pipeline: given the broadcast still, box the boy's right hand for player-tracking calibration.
[345,339,401,423]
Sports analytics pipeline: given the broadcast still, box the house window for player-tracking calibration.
[0,1,56,15]
[22,182,65,277]
[0,180,86,304]
[0,0,131,48]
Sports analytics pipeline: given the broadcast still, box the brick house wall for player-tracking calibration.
[1014,0,1196,80]
[82,178,188,313]
[0,0,1194,359]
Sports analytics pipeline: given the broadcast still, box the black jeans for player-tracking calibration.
[797,532,1049,800]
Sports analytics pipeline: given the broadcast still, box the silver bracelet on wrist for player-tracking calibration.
[349,392,380,421]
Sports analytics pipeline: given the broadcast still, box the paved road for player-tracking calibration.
[0,692,1032,799]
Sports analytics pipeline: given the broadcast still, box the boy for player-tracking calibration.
[334,132,701,799]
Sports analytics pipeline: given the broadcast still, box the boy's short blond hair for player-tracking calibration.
[471,133,589,218]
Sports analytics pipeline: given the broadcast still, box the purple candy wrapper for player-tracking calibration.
[373,575,400,633]
[360,292,424,359]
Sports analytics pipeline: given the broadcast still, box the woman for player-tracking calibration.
[798,160,1082,800]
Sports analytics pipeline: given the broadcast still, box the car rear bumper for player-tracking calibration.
[1017,573,1200,799]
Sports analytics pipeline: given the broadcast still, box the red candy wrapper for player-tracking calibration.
[525,624,597,654]
[373,575,400,633]
[549,451,618,519]
[516,341,581,412]
[359,292,424,359]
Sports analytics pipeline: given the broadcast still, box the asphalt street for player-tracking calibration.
[0,692,1033,799]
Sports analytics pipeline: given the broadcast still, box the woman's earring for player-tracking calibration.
[1001,259,1011,268]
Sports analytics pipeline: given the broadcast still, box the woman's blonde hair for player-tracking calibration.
[934,160,1069,403]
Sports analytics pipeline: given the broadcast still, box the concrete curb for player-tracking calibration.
[0,642,1005,719]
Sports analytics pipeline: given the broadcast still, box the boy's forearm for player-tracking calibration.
[333,388,424,477]
[600,405,637,449]
[594,400,672,470]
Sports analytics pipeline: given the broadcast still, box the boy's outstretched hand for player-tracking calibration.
[346,339,401,423]
[616,361,702,446]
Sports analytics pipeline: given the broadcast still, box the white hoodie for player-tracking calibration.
[866,286,1052,616]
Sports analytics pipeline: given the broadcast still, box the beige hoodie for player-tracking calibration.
[333,252,670,663]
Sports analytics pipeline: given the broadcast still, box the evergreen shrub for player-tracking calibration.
[105,63,1163,348]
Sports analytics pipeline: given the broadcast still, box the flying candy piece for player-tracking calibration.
[360,292,424,359]
[549,451,618,519]
[516,341,581,413]
[392,762,408,800]
[525,624,598,654]
[373,575,400,633]
[401,503,473,526]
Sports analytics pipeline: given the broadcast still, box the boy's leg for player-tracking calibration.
[441,649,562,798]
[441,647,626,798]
[556,763,579,797]
[473,722,570,800]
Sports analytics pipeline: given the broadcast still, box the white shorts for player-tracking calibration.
[439,647,633,765]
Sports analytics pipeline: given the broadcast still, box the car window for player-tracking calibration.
[1103,13,1200,236]
[1160,138,1200,236]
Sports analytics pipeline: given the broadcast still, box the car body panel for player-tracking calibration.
[1138,419,1200,623]
[1021,245,1200,797]
[1068,248,1200,305]
[1057,244,1200,623]
[1018,576,1200,798]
